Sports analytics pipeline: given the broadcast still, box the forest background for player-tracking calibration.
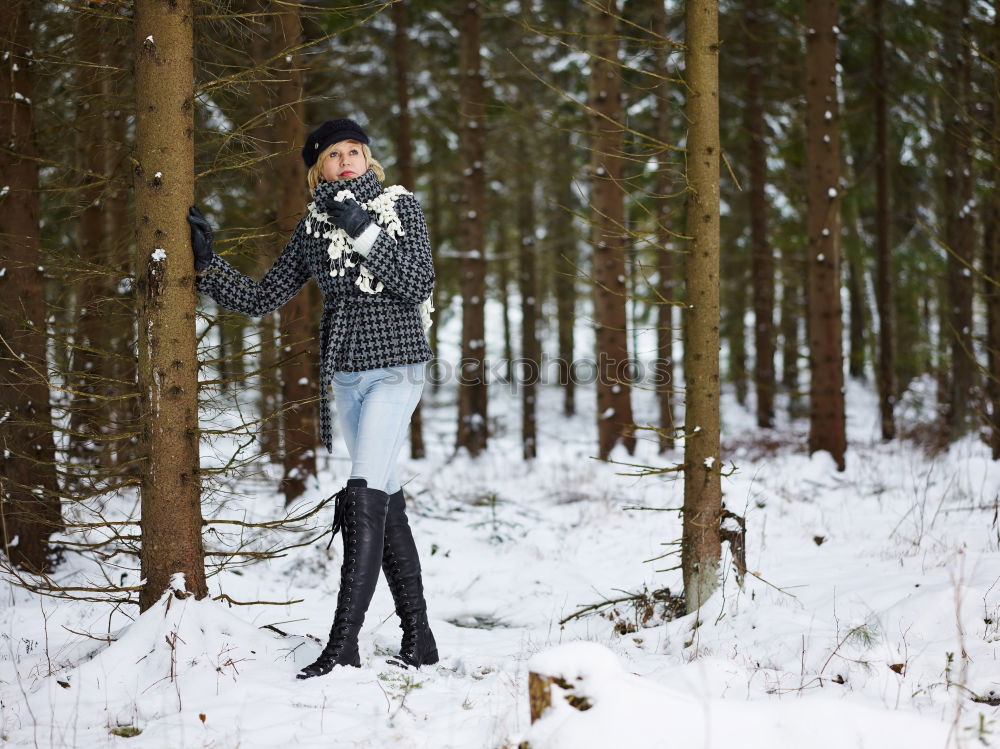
[2,0,1000,746]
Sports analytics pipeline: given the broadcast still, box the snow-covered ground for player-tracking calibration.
[3,367,1000,747]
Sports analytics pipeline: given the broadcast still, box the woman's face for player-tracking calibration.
[321,140,367,182]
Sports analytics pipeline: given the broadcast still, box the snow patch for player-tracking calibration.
[520,643,948,749]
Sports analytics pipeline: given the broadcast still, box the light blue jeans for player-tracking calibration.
[330,363,425,494]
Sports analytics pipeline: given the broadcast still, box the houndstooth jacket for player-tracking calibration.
[195,168,435,452]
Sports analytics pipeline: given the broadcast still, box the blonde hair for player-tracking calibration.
[307,141,385,191]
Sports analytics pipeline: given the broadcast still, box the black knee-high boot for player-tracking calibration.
[297,479,388,679]
[382,488,439,668]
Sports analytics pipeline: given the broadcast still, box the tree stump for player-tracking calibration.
[527,671,593,724]
[528,671,554,723]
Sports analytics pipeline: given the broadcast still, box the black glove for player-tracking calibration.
[187,205,214,271]
[325,197,372,239]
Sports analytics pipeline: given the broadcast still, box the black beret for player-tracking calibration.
[301,119,371,169]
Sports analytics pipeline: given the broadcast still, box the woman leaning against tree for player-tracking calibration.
[187,118,438,679]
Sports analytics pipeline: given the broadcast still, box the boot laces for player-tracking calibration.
[400,613,422,658]
[326,485,350,549]
[314,622,352,664]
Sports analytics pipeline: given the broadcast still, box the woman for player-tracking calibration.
[188,118,438,679]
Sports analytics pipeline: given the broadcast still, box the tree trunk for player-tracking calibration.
[393,0,414,197]
[217,314,247,394]
[134,0,207,609]
[746,0,775,429]
[935,265,950,419]
[393,0,425,460]
[727,264,749,405]
[247,0,282,465]
[550,129,577,418]
[498,231,513,383]
[274,0,316,501]
[455,0,488,456]
[805,0,846,471]
[651,0,675,451]
[590,0,635,460]
[989,0,1000,459]
[68,8,112,464]
[656,244,675,452]
[844,200,867,380]
[428,135,444,396]
[872,0,895,440]
[682,0,723,615]
[780,249,802,413]
[941,0,976,438]
[104,23,138,473]
[518,135,539,461]
[256,313,281,463]
[0,0,61,574]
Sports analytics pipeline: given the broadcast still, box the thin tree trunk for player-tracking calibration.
[218,314,247,394]
[873,0,895,440]
[651,0,675,450]
[656,243,675,451]
[256,314,281,462]
[805,0,846,471]
[456,0,488,456]
[935,260,950,419]
[498,223,513,383]
[105,24,138,473]
[393,0,425,460]
[844,197,867,380]
[428,135,444,396]
[274,1,316,502]
[134,0,207,609]
[846,267,865,380]
[247,0,282,464]
[780,250,802,412]
[728,267,749,405]
[548,0,577,423]
[551,129,577,417]
[68,9,111,463]
[518,135,539,460]
[746,0,775,428]
[0,0,61,573]
[682,0,723,615]
[942,0,976,437]
[590,0,635,460]
[215,298,241,394]
[517,0,547,419]
[394,0,414,195]
[989,0,1000,459]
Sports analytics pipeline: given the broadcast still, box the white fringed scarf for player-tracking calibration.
[304,185,434,330]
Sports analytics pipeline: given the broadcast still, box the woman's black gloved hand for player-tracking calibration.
[326,197,372,239]
[187,205,214,271]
